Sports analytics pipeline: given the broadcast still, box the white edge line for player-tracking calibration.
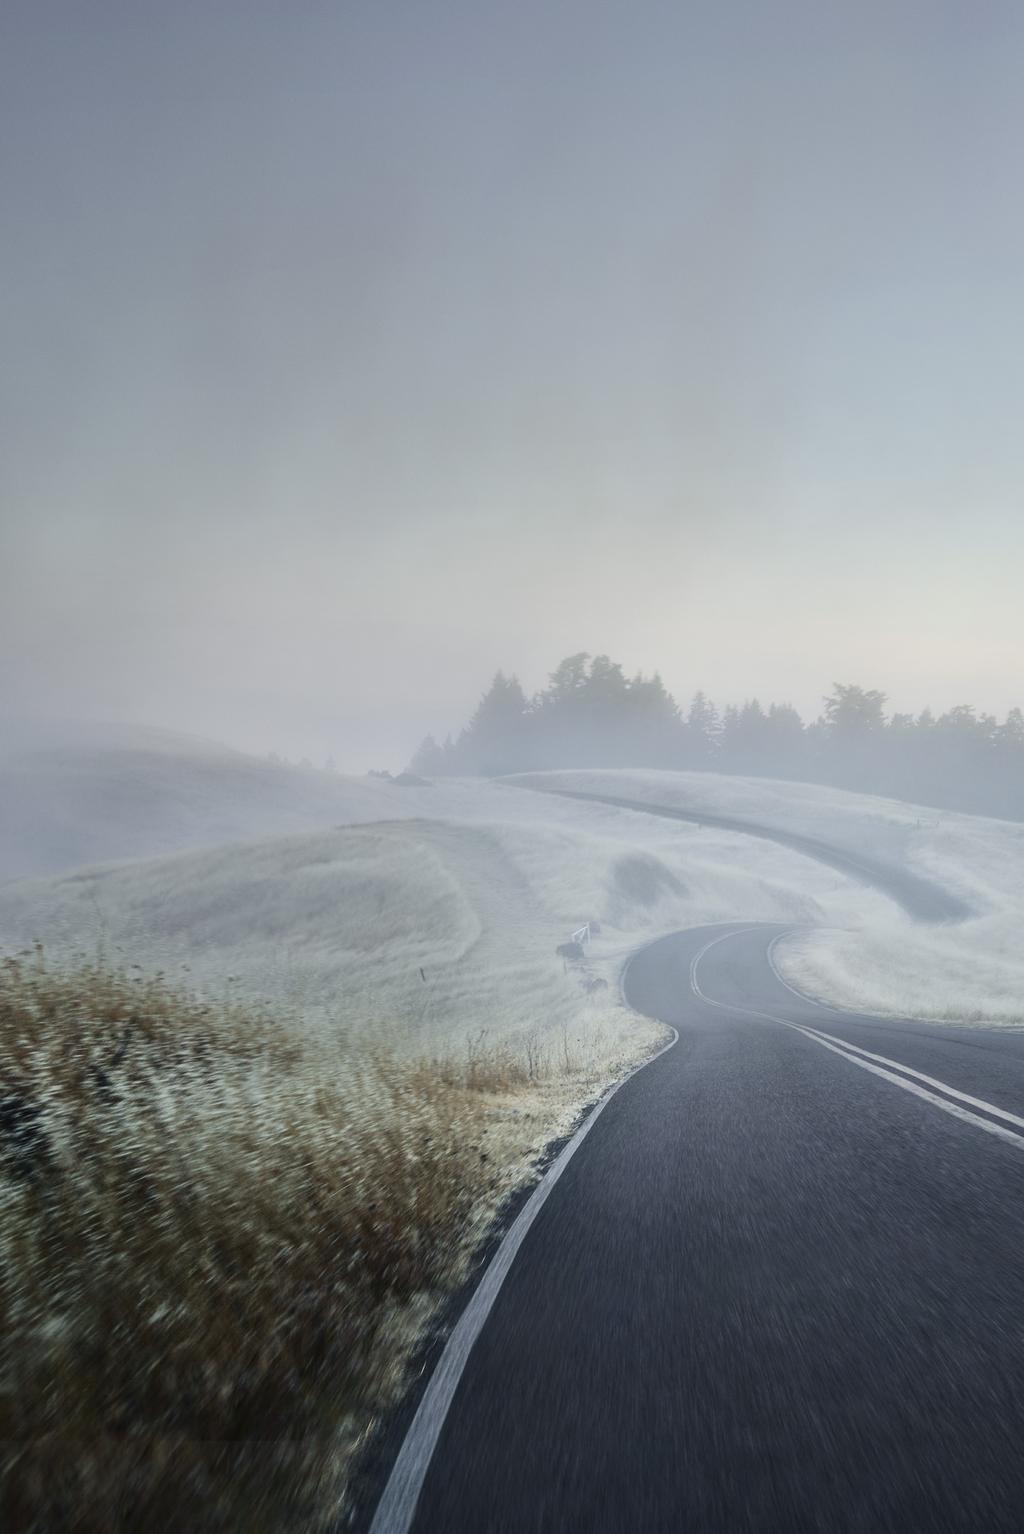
[765,930,1009,1034]
[369,958,678,1534]
[765,931,837,1009]
[689,926,770,1001]
[692,930,1024,1151]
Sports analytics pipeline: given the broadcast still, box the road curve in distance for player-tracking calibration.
[516,783,971,922]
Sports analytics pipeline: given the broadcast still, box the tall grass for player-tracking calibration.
[0,950,515,1531]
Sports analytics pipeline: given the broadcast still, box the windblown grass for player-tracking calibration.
[0,950,533,1531]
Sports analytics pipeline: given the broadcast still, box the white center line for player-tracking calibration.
[790,1020,1024,1131]
[785,1026,1024,1151]
[691,929,1024,1152]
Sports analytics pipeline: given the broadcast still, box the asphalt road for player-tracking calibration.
[387,919,1024,1533]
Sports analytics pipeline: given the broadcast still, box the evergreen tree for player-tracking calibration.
[686,691,720,763]
[408,734,446,776]
[822,684,887,738]
[999,707,1024,747]
[459,672,530,774]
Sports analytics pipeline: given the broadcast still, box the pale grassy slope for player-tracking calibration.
[7,729,1018,1041]
[0,724,430,881]
[509,768,1024,1026]
[0,775,896,1076]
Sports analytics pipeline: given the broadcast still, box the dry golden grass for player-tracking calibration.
[0,950,541,1531]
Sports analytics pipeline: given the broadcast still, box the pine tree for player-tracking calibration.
[408,734,446,775]
[460,672,529,774]
[686,691,720,762]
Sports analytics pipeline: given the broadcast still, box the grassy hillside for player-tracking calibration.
[0,781,896,1058]
[5,728,1021,1027]
[0,950,592,1531]
[0,724,425,881]
[510,768,1024,1026]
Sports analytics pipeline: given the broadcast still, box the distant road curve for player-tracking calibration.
[517,783,971,922]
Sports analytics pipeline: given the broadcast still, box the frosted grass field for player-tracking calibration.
[0,765,902,1083]
[4,737,1022,1062]
[511,768,1024,1026]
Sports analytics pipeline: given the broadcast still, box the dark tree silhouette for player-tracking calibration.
[823,684,888,739]
[408,653,1024,819]
[456,672,530,775]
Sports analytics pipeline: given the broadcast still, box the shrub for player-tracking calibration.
[0,951,493,1531]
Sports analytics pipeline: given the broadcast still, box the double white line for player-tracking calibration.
[691,929,1024,1152]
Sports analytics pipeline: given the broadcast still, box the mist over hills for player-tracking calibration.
[0,723,413,882]
[412,653,1024,821]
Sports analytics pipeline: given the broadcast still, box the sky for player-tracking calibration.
[3,0,1024,770]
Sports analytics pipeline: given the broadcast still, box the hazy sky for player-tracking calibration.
[3,1,1023,768]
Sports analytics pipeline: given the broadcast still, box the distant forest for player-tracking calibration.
[409,653,1024,821]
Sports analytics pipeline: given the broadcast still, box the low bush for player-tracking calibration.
[0,951,497,1531]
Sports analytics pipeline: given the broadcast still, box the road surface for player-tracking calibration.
[374,914,1024,1532]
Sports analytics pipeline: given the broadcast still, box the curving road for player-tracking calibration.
[517,784,972,921]
[369,819,1024,1532]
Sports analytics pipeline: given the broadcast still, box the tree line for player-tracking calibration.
[409,653,1024,820]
